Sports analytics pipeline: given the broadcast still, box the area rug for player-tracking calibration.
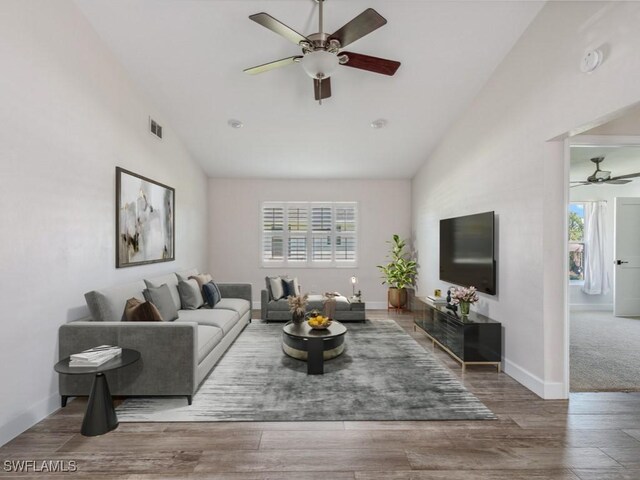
[116,319,495,421]
[571,310,640,392]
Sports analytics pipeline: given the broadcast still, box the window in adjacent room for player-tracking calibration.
[261,202,358,267]
[569,202,585,282]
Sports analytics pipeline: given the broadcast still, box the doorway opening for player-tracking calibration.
[567,107,640,392]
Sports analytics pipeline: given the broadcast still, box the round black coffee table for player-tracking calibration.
[54,349,140,436]
[282,321,347,374]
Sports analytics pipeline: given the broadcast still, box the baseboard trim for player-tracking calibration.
[569,304,613,312]
[364,301,387,309]
[0,393,60,447]
[503,358,567,400]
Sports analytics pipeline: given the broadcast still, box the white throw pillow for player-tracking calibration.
[269,276,285,301]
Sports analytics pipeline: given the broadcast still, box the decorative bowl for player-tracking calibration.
[307,315,332,330]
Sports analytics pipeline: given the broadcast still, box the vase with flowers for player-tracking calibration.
[450,286,479,316]
[287,294,309,324]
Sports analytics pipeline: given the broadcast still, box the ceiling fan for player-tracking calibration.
[243,0,401,104]
[571,156,640,188]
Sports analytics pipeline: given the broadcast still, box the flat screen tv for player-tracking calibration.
[440,211,496,295]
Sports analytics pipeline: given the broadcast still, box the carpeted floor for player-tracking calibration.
[116,319,495,422]
[571,310,640,392]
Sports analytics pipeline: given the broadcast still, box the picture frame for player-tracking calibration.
[115,167,175,268]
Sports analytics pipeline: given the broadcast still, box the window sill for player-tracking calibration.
[262,263,357,269]
[569,280,585,286]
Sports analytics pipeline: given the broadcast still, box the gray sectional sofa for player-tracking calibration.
[261,283,365,322]
[58,269,251,406]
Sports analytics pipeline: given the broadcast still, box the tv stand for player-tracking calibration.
[412,297,502,372]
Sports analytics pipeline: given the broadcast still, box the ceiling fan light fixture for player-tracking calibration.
[301,50,339,79]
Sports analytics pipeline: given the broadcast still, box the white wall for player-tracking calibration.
[208,179,411,308]
[570,183,640,310]
[412,1,640,399]
[0,0,208,446]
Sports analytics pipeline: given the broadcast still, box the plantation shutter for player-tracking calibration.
[262,201,357,267]
[311,205,333,262]
[287,205,308,262]
[262,204,284,262]
[335,204,357,262]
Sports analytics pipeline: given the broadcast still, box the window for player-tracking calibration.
[569,203,585,281]
[262,202,358,267]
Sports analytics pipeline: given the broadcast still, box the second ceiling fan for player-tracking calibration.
[244,0,401,104]
[571,156,640,188]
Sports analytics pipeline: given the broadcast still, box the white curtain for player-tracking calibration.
[582,201,610,295]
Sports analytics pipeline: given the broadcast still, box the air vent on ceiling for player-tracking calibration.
[149,117,162,139]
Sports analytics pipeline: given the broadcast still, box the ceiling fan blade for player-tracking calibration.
[340,51,401,76]
[571,183,591,188]
[249,12,310,46]
[314,77,332,100]
[244,56,302,75]
[329,8,387,48]
[609,172,640,181]
[605,179,632,185]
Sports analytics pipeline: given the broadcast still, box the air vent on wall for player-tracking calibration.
[149,117,162,139]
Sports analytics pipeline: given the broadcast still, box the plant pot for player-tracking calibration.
[291,311,305,325]
[388,287,408,308]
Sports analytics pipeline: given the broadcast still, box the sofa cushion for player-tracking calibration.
[176,308,240,335]
[268,276,285,300]
[307,294,351,311]
[144,274,181,310]
[214,298,251,318]
[283,277,301,297]
[196,325,223,363]
[85,280,147,322]
[176,268,199,282]
[178,279,204,310]
[123,298,163,322]
[143,284,179,321]
[202,281,222,307]
[267,298,292,311]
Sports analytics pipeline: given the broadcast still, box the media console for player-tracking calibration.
[413,297,502,372]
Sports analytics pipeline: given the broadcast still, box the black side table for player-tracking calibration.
[54,349,140,436]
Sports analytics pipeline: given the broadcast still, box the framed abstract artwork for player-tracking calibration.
[116,167,175,268]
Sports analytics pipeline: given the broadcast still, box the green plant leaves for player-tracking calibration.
[376,235,417,289]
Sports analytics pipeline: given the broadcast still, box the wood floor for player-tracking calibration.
[2,310,640,479]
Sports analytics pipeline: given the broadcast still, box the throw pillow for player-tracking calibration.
[189,273,213,290]
[177,279,205,310]
[143,284,179,321]
[283,277,300,297]
[202,281,222,307]
[123,298,163,322]
[268,276,285,300]
[143,278,181,311]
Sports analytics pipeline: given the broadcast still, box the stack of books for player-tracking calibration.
[426,295,448,306]
[69,345,122,368]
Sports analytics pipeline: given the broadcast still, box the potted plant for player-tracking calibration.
[377,234,418,309]
[287,294,309,324]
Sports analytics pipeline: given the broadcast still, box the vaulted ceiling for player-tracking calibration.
[75,0,543,179]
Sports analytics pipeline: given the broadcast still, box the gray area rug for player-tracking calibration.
[116,319,495,421]
[571,310,640,392]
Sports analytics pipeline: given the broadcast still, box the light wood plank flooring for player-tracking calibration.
[1,310,639,479]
